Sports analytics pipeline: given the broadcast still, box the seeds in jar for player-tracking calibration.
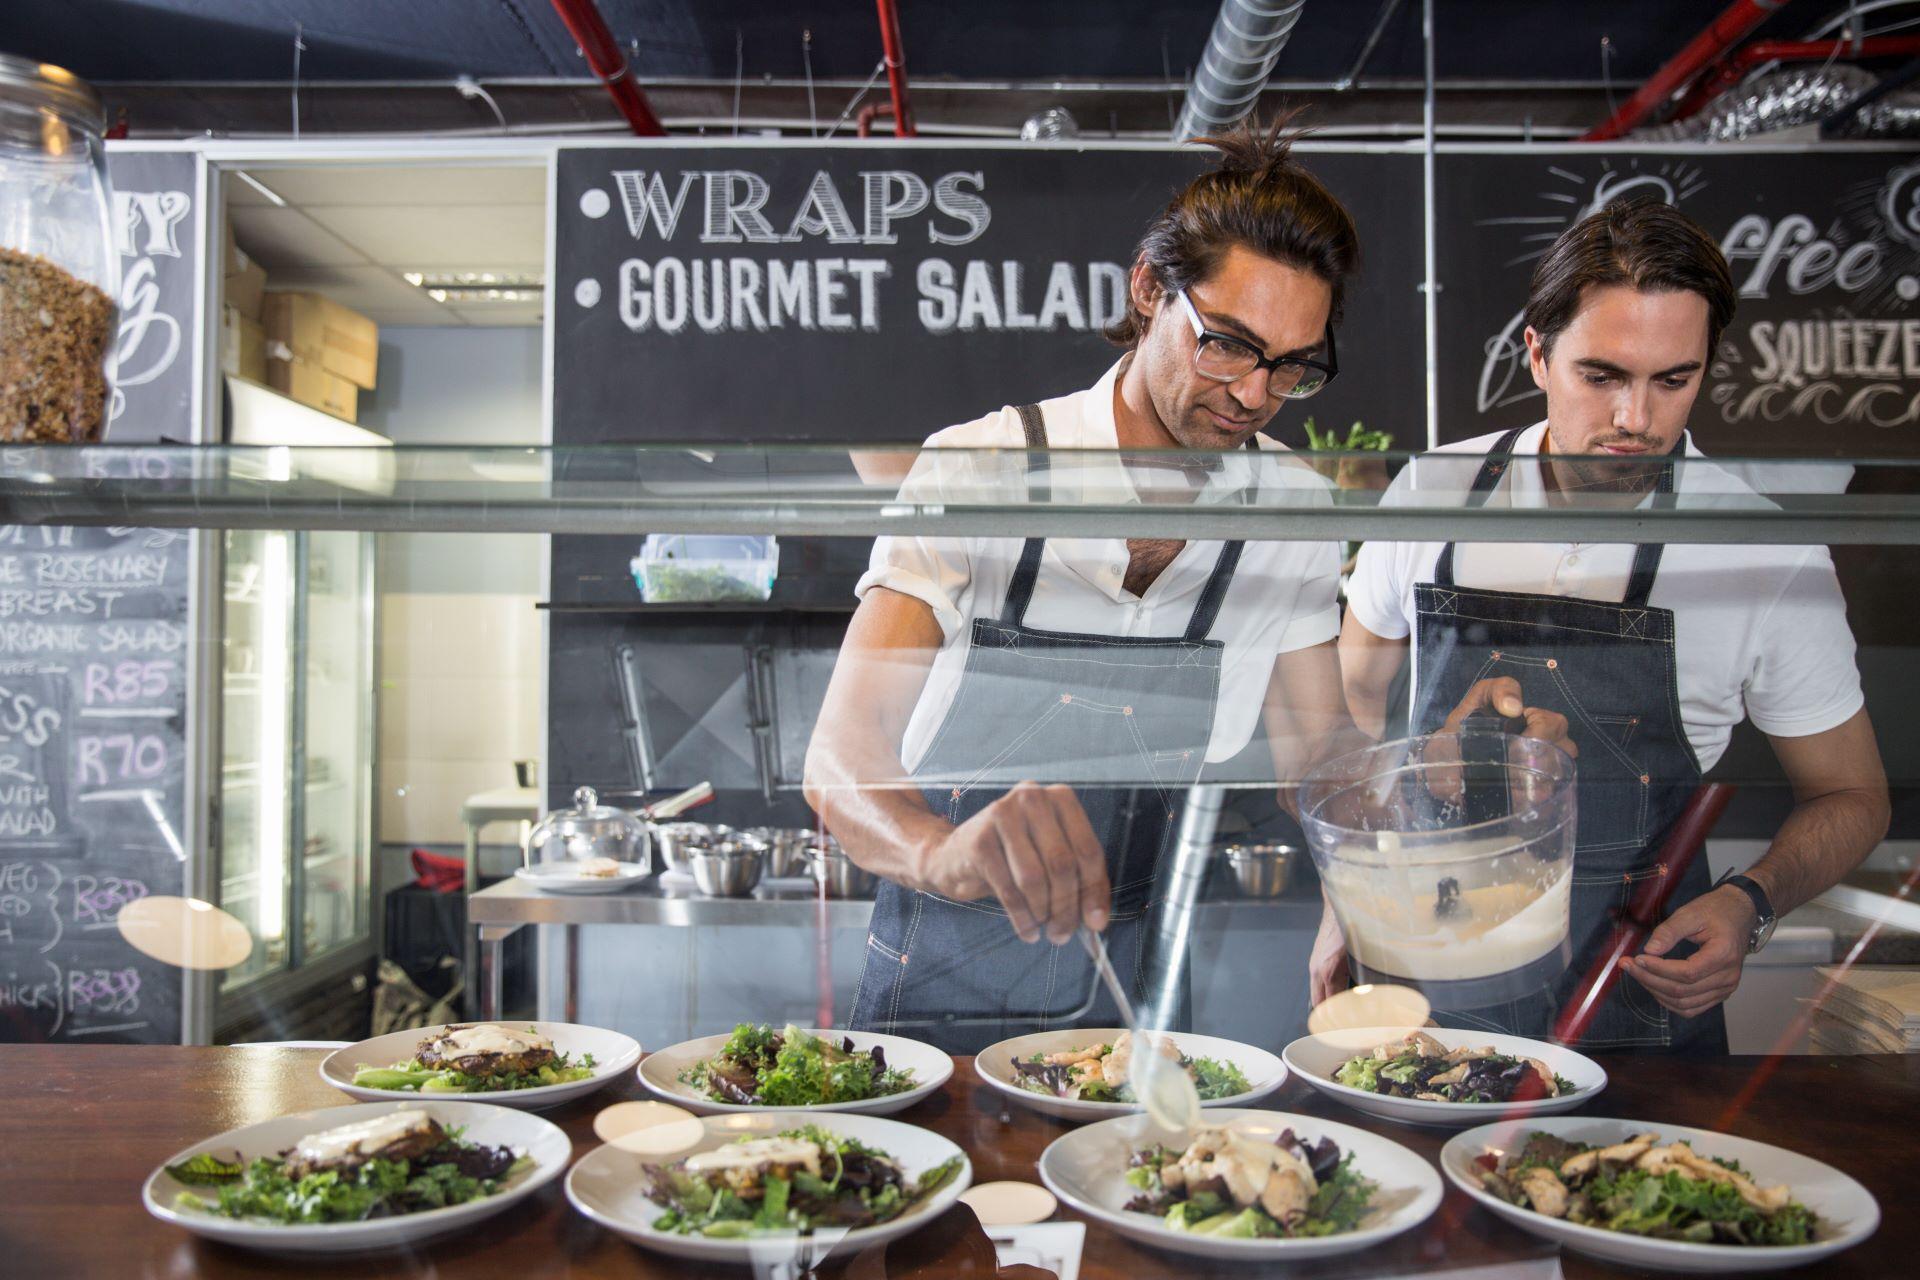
[1,246,115,443]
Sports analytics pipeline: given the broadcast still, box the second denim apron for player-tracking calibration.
[849,403,1248,1054]
[1409,428,1726,1055]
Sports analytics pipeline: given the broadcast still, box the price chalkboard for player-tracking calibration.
[2,147,200,1045]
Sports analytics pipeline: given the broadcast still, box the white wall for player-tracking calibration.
[360,326,545,846]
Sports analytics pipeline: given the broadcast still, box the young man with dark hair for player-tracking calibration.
[1331,199,1889,1054]
[805,122,1429,1052]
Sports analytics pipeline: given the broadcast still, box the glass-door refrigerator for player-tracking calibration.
[215,525,376,1036]
[213,385,383,1039]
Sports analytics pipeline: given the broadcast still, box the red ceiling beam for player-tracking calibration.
[1582,0,1798,141]
[1671,35,1920,121]
[548,0,666,137]
[874,0,917,137]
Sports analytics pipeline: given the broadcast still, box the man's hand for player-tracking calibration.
[915,782,1111,946]
[1440,676,1578,758]
[1309,900,1351,1007]
[1621,885,1756,1019]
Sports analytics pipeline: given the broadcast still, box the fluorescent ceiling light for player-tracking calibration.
[403,270,544,304]
[233,170,287,207]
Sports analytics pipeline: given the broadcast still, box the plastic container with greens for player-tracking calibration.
[632,534,778,603]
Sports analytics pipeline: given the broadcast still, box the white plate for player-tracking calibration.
[640,1027,952,1116]
[1039,1107,1441,1262]
[565,1110,971,1265]
[1440,1116,1879,1272]
[513,862,651,894]
[322,1021,641,1111]
[144,1099,569,1254]
[1283,1026,1605,1128]
[975,1028,1286,1122]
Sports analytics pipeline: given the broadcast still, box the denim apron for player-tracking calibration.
[848,403,1248,1054]
[1409,428,1726,1054]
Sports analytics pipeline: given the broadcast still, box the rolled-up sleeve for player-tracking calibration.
[853,448,975,642]
[1743,548,1866,738]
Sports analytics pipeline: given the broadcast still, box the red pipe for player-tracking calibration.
[1671,34,1920,120]
[855,103,893,138]
[548,0,666,137]
[873,0,916,137]
[1551,783,1736,1047]
[1582,0,1798,141]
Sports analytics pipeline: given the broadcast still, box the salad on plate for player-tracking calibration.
[677,1023,916,1106]
[1475,1129,1820,1246]
[1011,1030,1251,1104]
[1122,1123,1378,1239]
[168,1108,530,1225]
[1335,1030,1574,1104]
[644,1124,961,1238]
[350,1024,597,1094]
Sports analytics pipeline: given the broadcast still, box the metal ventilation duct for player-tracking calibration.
[1635,63,1918,142]
[1174,0,1308,141]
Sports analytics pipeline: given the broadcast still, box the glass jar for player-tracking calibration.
[0,55,117,443]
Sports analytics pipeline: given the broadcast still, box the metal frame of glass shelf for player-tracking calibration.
[3,444,1915,543]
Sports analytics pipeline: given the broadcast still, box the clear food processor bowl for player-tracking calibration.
[1300,732,1578,1011]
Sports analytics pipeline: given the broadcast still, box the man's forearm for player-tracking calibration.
[1743,787,1890,916]
[803,735,952,890]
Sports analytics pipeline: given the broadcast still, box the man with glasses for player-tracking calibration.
[806,121,1400,1052]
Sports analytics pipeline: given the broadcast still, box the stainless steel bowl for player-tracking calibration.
[745,827,811,879]
[1223,843,1296,898]
[805,839,877,899]
[688,839,765,897]
[656,821,727,875]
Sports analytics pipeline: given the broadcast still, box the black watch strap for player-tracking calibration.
[1718,872,1776,951]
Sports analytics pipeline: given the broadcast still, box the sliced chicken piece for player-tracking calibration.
[1517,1166,1570,1218]
[1101,1031,1135,1089]
[1671,1146,1792,1213]
[1260,1169,1312,1223]
[1414,1091,1450,1102]
[1044,1044,1105,1067]
[1183,1127,1227,1158]
[1408,1031,1450,1058]
[1560,1149,1598,1180]
[1158,1160,1186,1191]
[1445,1044,1497,1064]
[1426,1063,1471,1086]
[1634,1144,1693,1177]
[1596,1134,1659,1165]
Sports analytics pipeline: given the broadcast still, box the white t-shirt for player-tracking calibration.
[858,358,1343,769]
[1344,422,1864,772]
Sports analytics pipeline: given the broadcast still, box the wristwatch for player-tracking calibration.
[1716,871,1777,954]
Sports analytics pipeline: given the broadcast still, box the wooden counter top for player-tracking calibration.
[5,1045,1913,1277]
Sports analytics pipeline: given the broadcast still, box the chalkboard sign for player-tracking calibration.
[0,520,190,1044]
[552,142,1424,448]
[1434,146,1920,455]
[1,148,200,1045]
[103,149,200,445]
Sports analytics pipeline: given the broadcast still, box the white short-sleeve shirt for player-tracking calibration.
[858,358,1344,770]
[1344,422,1865,772]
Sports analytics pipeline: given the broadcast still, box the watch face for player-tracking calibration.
[1752,915,1778,953]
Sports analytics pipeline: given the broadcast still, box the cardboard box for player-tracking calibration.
[220,305,267,382]
[224,226,267,321]
[264,290,379,390]
[266,349,358,422]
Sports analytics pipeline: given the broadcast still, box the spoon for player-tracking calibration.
[1078,927,1201,1132]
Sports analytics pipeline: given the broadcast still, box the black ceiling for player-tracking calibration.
[1,0,1825,86]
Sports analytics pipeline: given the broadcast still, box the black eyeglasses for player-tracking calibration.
[1176,289,1338,400]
